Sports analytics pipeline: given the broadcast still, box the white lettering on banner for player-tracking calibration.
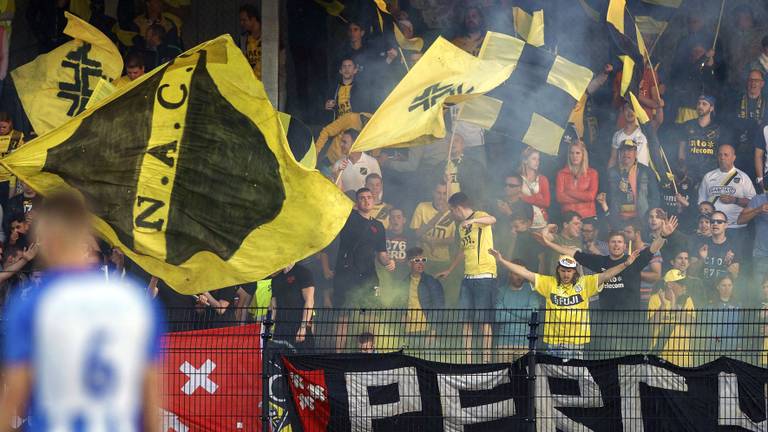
[180,359,218,395]
[437,369,516,432]
[619,364,688,432]
[535,364,603,431]
[717,372,767,430]
[345,367,423,432]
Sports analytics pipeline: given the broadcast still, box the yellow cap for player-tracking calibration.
[558,255,578,269]
[664,269,686,283]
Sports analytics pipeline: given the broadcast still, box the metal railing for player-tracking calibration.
[157,306,768,431]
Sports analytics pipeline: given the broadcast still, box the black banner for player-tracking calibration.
[282,353,768,432]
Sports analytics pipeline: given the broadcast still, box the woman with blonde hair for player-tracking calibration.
[519,146,550,228]
[555,140,599,218]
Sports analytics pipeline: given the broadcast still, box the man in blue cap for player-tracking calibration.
[677,94,733,188]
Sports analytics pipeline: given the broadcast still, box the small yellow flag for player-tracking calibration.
[11,12,123,135]
[629,91,650,124]
[351,37,514,153]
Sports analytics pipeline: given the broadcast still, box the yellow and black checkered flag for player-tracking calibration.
[1,35,352,294]
[461,32,593,155]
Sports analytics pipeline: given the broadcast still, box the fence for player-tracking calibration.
[159,307,768,431]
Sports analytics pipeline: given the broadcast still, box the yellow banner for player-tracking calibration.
[1,35,352,294]
[11,12,123,135]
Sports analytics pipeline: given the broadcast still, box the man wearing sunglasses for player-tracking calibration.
[689,211,739,284]
[403,247,444,349]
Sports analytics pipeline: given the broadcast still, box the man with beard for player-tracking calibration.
[490,248,640,360]
[677,95,733,188]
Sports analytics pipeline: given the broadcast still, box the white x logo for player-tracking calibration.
[180,359,218,395]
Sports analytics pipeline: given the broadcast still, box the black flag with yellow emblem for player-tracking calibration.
[1,35,352,294]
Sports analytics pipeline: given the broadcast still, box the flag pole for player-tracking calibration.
[712,0,725,51]
[398,47,410,72]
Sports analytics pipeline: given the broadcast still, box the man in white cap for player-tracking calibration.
[489,249,640,360]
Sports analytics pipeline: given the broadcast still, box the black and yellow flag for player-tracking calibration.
[607,0,648,96]
[631,0,683,36]
[11,12,123,135]
[511,0,545,47]
[1,35,352,294]
[277,112,317,169]
[461,32,593,155]
[350,37,514,153]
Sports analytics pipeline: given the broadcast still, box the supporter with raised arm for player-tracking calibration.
[648,269,696,367]
[489,247,641,360]
[537,219,676,310]
[436,192,496,363]
[332,129,381,193]
[556,140,599,219]
[609,103,650,168]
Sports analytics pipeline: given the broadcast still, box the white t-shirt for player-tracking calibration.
[698,167,756,228]
[612,127,650,166]
[333,152,382,192]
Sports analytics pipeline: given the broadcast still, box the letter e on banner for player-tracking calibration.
[345,367,423,432]
[437,368,516,432]
[535,364,603,431]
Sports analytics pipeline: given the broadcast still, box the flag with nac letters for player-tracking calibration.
[1,35,352,294]
[350,37,514,153]
[11,12,123,135]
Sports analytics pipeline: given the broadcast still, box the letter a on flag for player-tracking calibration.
[1,35,352,294]
[11,12,123,135]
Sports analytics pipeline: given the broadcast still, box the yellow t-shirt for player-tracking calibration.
[113,75,132,88]
[405,275,428,333]
[371,202,392,229]
[459,211,496,276]
[337,84,352,115]
[446,160,460,197]
[648,293,695,367]
[246,35,262,79]
[410,202,455,263]
[534,274,601,345]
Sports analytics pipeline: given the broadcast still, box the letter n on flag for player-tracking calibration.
[161,324,262,431]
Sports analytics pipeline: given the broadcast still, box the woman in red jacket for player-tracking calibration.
[519,146,550,228]
[555,140,599,218]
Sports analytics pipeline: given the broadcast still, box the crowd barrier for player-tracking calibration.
[156,307,768,431]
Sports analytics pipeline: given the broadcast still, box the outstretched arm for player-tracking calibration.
[538,228,580,257]
[489,249,536,283]
[597,250,641,285]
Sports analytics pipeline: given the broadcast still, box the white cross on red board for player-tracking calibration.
[179,359,218,395]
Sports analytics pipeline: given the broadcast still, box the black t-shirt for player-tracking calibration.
[575,248,654,310]
[335,211,387,280]
[272,265,314,335]
[679,120,731,182]
[702,237,738,281]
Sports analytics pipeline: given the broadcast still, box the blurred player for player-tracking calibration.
[0,192,164,432]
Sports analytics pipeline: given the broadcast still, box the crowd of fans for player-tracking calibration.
[2,1,768,366]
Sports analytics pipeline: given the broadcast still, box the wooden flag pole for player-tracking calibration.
[712,0,726,51]
[398,47,411,72]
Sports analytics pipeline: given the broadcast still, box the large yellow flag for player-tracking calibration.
[350,37,513,153]
[1,35,352,294]
[11,12,122,135]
